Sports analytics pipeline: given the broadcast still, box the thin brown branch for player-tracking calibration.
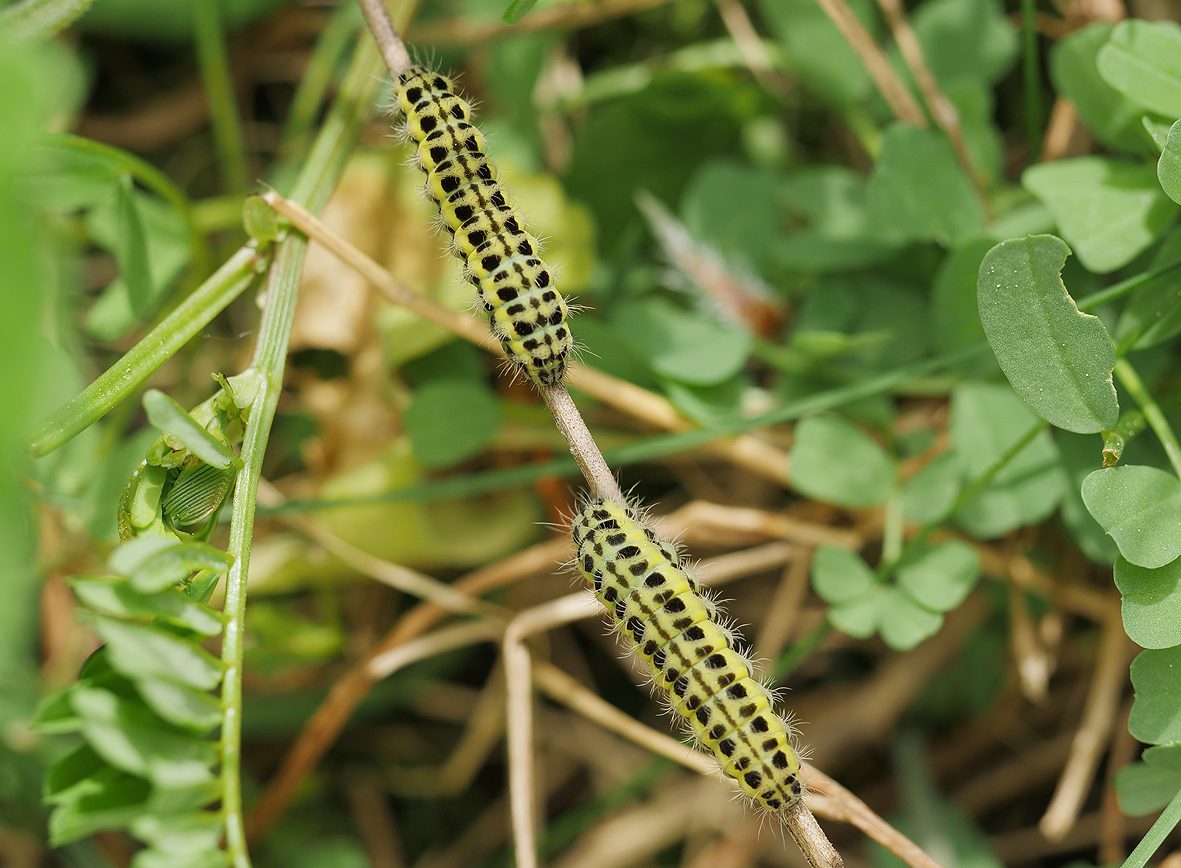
[873,0,987,199]
[541,385,624,503]
[812,0,925,125]
[406,0,673,45]
[1039,608,1133,840]
[357,0,411,76]
[264,190,792,484]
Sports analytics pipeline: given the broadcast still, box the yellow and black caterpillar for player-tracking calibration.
[572,499,804,812]
[394,66,572,388]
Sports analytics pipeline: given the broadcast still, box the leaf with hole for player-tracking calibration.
[1082,465,1181,569]
[977,234,1118,433]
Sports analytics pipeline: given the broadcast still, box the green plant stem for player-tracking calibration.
[24,244,264,457]
[45,133,211,276]
[1115,358,1181,478]
[194,0,250,193]
[880,490,904,573]
[0,0,94,39]
[950,418,1048,516]
[1122,785,1181,868]
[218,34,387,867]
[1077,257,1181,313]
[1020,0,1041,160]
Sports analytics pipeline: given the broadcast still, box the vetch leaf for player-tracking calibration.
[70,687,215,790]
[143,390,237,470]
[109,537,232,593]
[1082,465,1181,569]
[48,769,150,846]
[113,173,152,318]
[1114,556,1181,649]
[1130,646,1181,744]
[136,679,221,733]
[790,413,895,507]
[93,617,222,691]
[895,540,980,612]
[71,578,223,636]
[1023,158,1176,273]
[1159,119,1181,206]
[404,380,501,469]
[1098,20,1181,118]
[977,235,1118,433]
[867,124,986,246]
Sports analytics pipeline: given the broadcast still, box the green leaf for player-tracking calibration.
[910,0,1016,87]
[1146,117,1172,150]
[114,173,153,318]
[867,124,986,247]
[1159,119,1181,206]
[1115,760,1181,816]
[1130,646,1181,744]
[878,587,944,651]
[45,744,108,805]
[71,578,223,636]
[1115,556,1181,649]
[1081,465,1181,569]
[136,679,221,732]
[131,811,223,855]
[895,540,980,612]
[404,380,501,469]
[109,536,233,593]
[1023,158,1176,274]
[828,592,881,640]
[1056,432,1119,564]
[70,687,216,789]
[950,382,1065,538]
[680,161,782,275]
[1050,23,1152,153]
[976,235,1118,433]
[901,453,963,525]
[93,617,222,691]
[1097,19,1181,118]
[501,0,538,24]
[48,769,150,845]
[143,390,237,470]
[611,298,752,386]
[790,413,895,507]
[812,545,876,603]
[1114,226,1181,349]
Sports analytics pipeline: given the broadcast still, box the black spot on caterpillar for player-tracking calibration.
[394,66,571,388]
[571,499,804,812]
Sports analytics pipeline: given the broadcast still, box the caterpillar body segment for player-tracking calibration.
[572,499,804,812]
[394,65,572,387]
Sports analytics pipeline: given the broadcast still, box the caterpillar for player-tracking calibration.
[394,66,572,388]
[571,498,804,812]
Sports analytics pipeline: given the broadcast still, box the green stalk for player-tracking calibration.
[1115,359,1181,478]
[280,2,362,153]
[1122,785,1181,868]
[949,418,1047,518]
[1077,257,1181,312]
[1020,0,1041,160]
[24,244,264,457]
[194,0,250,193]
[218,35,385,866]
[0,0,94,39]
